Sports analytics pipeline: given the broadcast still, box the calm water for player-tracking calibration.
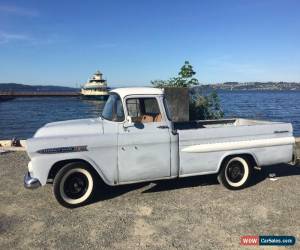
[0,97,106,139]
[1,91,300,139]
[219,90,300,136]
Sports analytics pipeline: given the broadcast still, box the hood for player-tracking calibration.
[34,118,103,138]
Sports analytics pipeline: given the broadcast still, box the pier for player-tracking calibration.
[0,91,80,98]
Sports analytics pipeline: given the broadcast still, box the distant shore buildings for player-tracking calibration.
[205,82,300,91]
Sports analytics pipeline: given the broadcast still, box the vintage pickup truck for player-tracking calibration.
[24,87,296,208]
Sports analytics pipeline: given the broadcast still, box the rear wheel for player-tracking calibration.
[53,162,95,208]
[218,156,253,190]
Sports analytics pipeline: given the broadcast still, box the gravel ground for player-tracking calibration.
[0,151,299,250]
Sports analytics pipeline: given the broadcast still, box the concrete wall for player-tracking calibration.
[164,87,189,122]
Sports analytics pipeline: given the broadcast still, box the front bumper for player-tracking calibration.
[24,172,41,189]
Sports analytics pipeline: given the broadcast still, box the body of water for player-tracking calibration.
[219,90,300,136]
[0,90,300,139]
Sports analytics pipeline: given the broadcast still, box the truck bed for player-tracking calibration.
[176,118,294,177]
[174,118,282,130]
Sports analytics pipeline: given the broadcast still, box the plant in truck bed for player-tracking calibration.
[151,61,224,120]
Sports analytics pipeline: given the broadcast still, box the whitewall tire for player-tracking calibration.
[53,162,95,208]
[218,156,253,190]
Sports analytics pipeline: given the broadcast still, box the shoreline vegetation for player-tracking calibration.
[1,81,300,93]
[0,83,79,92]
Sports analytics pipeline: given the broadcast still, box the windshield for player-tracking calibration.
[102,94,124,122]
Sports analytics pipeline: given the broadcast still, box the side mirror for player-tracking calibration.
[123,116,134,128]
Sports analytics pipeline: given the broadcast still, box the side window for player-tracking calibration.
[126,97,163,123]
[144,98,160,114]
[127,99,141,118]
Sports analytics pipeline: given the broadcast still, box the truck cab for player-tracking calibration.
[101,88,179,183]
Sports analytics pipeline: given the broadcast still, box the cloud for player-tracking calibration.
[0,31,63,46]
[0,4,38,17]
[0,31,31,44]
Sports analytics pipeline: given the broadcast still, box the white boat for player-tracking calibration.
[80,70,110,100]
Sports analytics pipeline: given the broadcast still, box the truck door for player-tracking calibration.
[117,96,171,183]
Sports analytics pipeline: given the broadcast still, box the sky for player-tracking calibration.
[0,0,300,87]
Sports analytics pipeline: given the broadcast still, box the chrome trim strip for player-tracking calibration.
[181,137,295,153]
[37,145,88,154]
[274,130,289,134]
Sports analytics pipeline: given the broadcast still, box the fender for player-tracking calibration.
[216,150,259,173]
[79,155,113,186]
[30,153,114,186]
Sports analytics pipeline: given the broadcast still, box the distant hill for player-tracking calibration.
[0,83,79,92]
[194,82,300,91]
[210,82,300,91]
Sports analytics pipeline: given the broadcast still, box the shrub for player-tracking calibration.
[189,90,224,120]
[152,61,224,120]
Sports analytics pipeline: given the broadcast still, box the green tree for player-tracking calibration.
[151,61,224,120]
[151,61,199,88]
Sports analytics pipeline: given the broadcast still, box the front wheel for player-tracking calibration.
[53,162,95,208]
[218,156,253,190]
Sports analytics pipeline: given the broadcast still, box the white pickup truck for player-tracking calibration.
[24,87,296,208]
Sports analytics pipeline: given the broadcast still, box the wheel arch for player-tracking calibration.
[47,158,110,186]
[217,152,258,173]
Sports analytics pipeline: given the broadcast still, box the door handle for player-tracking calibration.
[157,125,169,129]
